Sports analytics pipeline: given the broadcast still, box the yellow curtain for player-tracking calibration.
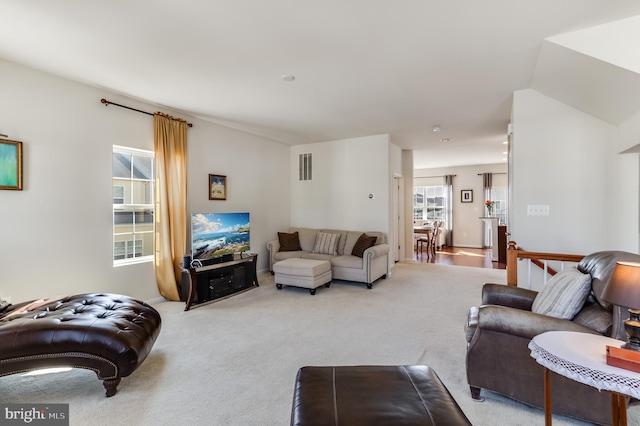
[154,112,188,301]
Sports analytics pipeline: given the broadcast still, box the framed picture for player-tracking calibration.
[0,140,23,190]
[461,189,473,203]
[209,174,227,200]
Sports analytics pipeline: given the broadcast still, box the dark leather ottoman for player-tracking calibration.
[291,365,471,425]
[0,293,161,397]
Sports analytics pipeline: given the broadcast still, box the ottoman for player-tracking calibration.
[273,258,332,295]
[291,365,472,425]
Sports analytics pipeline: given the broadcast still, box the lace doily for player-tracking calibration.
[529,332,640,400]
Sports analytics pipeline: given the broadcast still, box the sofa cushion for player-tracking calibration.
[300,253,335,262]
[578,251,640,310]
[291,227,318,252]
[351,234,377,258]
[312,231,340,255]
[365,231,386,245]
[330,255,363,269]
[274,251,305,263]
[572,298,613,335]
[344,231,364,255]
[322,229,348,255]
[531,268,592,319]
[278,232,302,252]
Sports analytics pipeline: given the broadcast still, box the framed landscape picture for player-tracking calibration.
[0,140,23,190]
[209,174,227,200]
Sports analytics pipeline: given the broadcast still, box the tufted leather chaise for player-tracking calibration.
[0,293,161,397]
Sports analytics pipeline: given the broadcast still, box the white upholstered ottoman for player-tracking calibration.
[273,258,332,295]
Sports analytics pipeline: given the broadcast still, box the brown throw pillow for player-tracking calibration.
[278,232,302,252]
[351,233,377,258]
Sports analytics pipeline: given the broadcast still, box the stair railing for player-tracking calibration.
[506,241,585,288]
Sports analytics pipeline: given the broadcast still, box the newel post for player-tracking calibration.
[507,241,518,287]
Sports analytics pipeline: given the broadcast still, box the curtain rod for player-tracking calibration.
[417,174,457,178]
[477,172,507,175]
[100,98,193,127]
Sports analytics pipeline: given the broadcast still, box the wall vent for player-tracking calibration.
[299,153,312,181]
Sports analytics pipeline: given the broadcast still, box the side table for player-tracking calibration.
[529,331,640,426]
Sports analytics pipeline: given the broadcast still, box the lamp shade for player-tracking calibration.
[602,261,640,309]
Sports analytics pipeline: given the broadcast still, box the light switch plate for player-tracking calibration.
[527,205,549,216]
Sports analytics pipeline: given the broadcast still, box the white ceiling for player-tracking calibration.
[1,1,640,169]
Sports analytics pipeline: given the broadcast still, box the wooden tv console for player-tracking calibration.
[182,253,258,311]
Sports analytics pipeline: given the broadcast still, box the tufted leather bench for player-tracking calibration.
[0,293,161,397]
[291,365,471,425]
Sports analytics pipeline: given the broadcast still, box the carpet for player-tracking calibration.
[0,262,635,425]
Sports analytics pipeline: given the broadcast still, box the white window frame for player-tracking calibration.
[413,185,448,227]
[113,145,154,267]
[113,185,125,204]
[114,239,144,261]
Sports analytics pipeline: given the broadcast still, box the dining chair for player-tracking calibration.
[428,221,442,257]
[417,220,439,257]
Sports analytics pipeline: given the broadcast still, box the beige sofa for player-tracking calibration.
[266,227,390,288]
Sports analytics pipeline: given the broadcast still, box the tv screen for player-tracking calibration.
[191,212,250,260]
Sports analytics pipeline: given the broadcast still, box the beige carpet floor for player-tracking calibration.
[1,262,637,425]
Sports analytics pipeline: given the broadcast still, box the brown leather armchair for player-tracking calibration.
[465,251,640,425]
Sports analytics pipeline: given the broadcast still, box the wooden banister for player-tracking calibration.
[506,241,585,287]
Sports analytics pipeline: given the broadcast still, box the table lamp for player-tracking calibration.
[602,261,640,351]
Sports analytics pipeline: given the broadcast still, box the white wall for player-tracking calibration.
[414,163,507,248]
[388,143,403,262]
[510,89,639,254]
[0,58,289,303]
[401,150,414,261]
[619,110,640,154]
[186,120,290,273]
[290,135,391,233]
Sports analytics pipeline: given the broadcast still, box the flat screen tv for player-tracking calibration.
[191,212,250,260]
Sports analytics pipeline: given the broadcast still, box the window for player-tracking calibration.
[490,187,508,225]
[113,146,154,265]
[113,185,124,204]
[413,186,447,226]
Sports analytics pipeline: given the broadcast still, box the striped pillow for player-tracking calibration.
[531,268,592,319]
[312,232,339,255]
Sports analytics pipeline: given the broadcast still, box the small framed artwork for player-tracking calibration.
[209,174,227,200]
[461,189,473,203]
[0,139,23,190]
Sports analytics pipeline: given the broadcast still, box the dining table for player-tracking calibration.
[413,226,434,251]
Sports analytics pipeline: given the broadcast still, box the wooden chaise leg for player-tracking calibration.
[103,378,121,397]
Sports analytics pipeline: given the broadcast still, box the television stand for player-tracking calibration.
[182,253,258,311]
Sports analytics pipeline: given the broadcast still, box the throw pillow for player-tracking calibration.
[531,268,592,319]
[312,232,340,255]
[351,233,377,258]
[278,232,302,252]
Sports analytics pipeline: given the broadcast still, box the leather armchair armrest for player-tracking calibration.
[481,283,538,311]
[476,305,601,340]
